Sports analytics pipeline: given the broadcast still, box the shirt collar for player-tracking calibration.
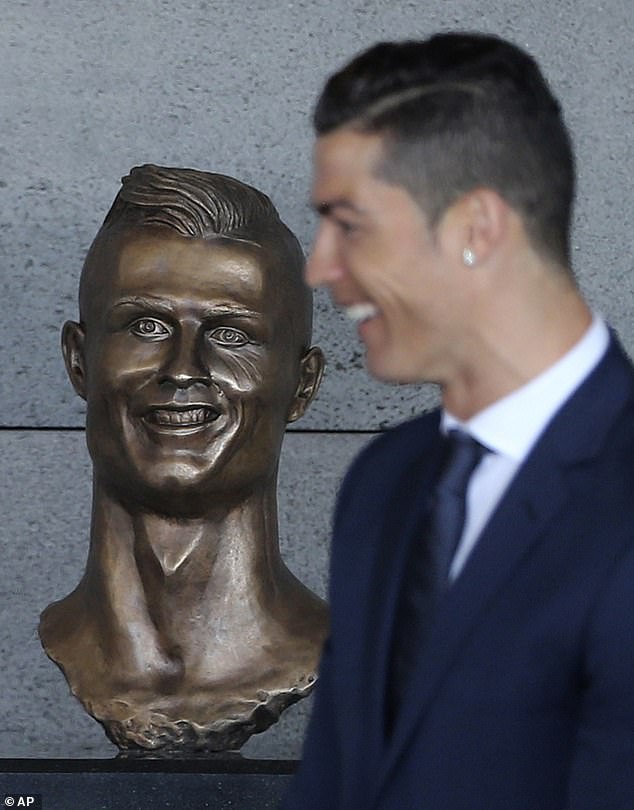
[442,315,610,462]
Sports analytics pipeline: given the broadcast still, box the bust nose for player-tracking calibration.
[159,371,211,389]
[157,326,211,389]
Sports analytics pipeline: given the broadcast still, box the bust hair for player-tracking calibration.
[103,165,287,241]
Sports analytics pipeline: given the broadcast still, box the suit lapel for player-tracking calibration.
[379,446,571,783]
[372,336,634,803]
[351,422,446,786]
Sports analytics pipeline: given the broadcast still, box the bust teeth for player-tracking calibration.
[345,303,379,323]
[151,408,216,426]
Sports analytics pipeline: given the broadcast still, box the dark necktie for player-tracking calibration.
[430,430,488,587]
[387,430,487,731]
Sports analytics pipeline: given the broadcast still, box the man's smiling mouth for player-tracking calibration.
[345,302,379,324]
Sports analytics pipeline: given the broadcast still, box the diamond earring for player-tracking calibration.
[462,247,476,267]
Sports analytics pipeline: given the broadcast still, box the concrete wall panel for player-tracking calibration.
[1,0,631,430]
[1,0,631,762]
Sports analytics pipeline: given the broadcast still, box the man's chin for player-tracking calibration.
[366,346,428,385]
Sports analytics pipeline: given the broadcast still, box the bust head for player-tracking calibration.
[63,165,323,515]
[41,166,327,753]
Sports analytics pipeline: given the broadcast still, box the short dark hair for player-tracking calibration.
[81,165,313,348]
[314,34,575,268]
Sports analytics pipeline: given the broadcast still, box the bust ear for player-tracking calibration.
[287,346,325,423]
[61,320,88,400]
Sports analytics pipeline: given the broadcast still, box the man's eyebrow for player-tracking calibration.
[313,199,362,217]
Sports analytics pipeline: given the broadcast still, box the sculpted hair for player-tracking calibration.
[314,34,575,268]
[102,164,289,241]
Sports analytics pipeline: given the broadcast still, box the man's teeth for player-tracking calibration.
[150,408,217,426]
[345,303,379,323]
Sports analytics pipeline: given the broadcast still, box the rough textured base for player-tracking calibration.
[98,688,310,753]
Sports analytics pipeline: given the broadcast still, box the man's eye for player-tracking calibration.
[130,318,171,340]
[208,327,249,347]
[336,218,359,235]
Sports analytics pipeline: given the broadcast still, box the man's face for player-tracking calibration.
[66,230,311,514]
[308,128,470,385]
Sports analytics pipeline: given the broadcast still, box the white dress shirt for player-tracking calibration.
[442,315,610,581]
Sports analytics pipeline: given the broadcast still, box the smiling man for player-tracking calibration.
[281,33,634,810]
[39,165,327,752]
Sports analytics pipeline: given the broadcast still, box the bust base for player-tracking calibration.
[0,757,296,810]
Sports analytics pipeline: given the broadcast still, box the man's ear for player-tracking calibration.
[287,346,325,423]
[440,187,510,268]
[61,320,88,400]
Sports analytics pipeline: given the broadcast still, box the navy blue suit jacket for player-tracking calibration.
[282,336,634,810]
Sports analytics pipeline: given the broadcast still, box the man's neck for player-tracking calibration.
[442,270,592,421]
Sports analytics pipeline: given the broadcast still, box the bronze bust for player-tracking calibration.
[39,165,328,753]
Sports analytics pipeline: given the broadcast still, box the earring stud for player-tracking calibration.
[462,247,476,267]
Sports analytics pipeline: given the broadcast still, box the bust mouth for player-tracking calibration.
[143,404,222,435]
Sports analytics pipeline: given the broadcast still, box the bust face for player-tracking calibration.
[72,228,310,515]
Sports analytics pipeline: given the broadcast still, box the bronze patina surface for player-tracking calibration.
[39,165,328,753]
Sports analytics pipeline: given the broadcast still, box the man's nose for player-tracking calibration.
[305,222,344,289]
[158,325,211,388]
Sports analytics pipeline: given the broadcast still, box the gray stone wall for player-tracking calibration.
[1,0,632,760]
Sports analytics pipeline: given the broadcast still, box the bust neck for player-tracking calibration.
[39,471,328,751]
[85,479,288,628]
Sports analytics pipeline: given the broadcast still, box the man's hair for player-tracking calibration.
[81,164,313,347]
[314,33,575,268]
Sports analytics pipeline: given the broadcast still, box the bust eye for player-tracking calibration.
[208,326,249,347]
[130,318,172,340]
